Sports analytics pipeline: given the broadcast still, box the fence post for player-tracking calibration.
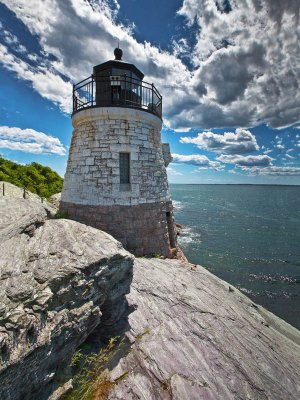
[2,182,4,196]
[23,187,26,199]
[91,75,94,107]
[152,83,154,113]
[124,74,126,105]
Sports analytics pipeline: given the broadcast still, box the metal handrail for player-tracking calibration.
[72,75,162,118]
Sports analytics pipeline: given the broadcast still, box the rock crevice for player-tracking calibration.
[0,198,134,400]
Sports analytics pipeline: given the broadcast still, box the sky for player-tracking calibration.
[0,0,300,184]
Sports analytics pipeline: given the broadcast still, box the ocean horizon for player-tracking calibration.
[170,183,300,330]
[171,183,300,186]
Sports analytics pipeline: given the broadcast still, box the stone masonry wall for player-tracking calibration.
[61,107,171,206]
[60,200,177,257]
[60,107,177,257]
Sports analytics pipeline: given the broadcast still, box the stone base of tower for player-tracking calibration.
[60,200,177,258]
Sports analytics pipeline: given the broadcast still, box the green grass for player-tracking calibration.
[63,337,127,400]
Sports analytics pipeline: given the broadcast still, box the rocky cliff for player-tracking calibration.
[109,258,300,399]
[0,198,133,400]
[0,196,300,400]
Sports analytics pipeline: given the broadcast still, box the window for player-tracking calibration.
[119,153,130,184]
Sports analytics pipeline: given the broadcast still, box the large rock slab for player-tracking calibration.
[109,259,300,400]
[0,198,134,400]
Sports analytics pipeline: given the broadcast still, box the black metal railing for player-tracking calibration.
[73,75,162,118]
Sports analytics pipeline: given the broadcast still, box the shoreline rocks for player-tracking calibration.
[108,258,300,399]
[0,198,133,400]
[0,195,299,399]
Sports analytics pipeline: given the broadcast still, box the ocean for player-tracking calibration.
[170,184,300,330]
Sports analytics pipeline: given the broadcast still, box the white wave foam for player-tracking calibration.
[172,200,184,211]
[178,227,201,245]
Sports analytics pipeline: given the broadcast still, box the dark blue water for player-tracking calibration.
[170,184,300,330]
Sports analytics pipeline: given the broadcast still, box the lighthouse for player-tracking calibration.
[60,48,177,257]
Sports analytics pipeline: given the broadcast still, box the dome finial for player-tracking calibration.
[114,42,123,60]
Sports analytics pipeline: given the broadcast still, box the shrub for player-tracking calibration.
[0,156,63,198]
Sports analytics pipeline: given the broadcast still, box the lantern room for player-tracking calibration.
[73,48,162,117]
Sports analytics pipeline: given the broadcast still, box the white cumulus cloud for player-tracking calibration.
[0,126,66,155]
[180,128,259,154]
[172,153,223,170]
[0,0,299,129]
[245,166,300,176]
[0,0,190,116]
[217,154,272,167]
[166,166,183,176]
[0,43,72,113]
[174,0,300,129]
[276,144,285,151]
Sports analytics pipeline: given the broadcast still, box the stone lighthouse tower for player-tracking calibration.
[60,48,177,257]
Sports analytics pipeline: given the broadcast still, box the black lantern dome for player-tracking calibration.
[93,48,144,81]
[114,47,123,60]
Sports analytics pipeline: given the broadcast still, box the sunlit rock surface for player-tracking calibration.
[0,198,133,400]
[109,258,300,400]
[0,181,57,215]
[1,197,300,400]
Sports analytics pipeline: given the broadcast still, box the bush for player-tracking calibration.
[0,156,63,198]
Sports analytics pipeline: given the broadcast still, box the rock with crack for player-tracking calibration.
[109,258,300,400]
[0,198,134,400]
